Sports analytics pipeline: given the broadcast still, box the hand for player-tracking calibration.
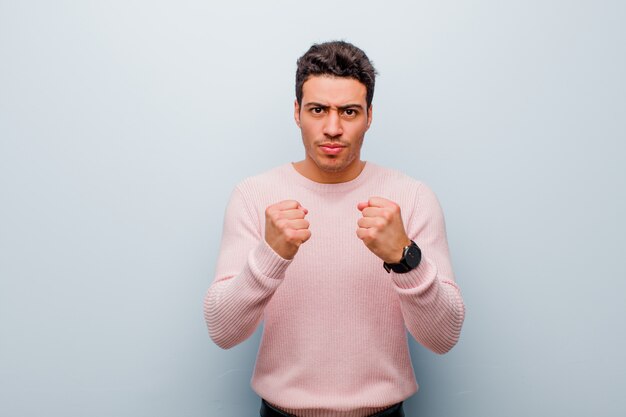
[356,197,411,263]
[265,200,311,260]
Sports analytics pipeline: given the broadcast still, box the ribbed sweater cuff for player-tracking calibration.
[249,240,293,280]
[390,256,437,290]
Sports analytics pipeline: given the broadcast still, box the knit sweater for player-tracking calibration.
[204,161,465,417]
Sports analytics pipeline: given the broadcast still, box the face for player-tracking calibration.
[294,75,372,182]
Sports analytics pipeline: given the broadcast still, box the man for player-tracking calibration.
[204,41,465,417]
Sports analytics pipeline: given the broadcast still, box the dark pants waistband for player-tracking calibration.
[260,399,405,417]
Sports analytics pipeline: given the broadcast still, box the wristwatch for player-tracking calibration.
[383,240,422,273]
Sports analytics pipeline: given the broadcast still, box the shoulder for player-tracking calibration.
[223,165,289,223]
[234,164,290,195]
[366,161,428,192]
[366,162,443,211]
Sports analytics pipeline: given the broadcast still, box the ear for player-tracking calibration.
[366,105,373,130]
[294,99,301,127]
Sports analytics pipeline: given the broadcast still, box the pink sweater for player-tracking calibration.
[204,162,465,417]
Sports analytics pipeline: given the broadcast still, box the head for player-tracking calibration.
[295,41,377,110]
[293,41,378,183]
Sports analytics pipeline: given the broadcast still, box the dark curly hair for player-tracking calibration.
[295,41,377,108]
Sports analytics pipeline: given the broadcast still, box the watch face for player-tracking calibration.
[405,245,421,269]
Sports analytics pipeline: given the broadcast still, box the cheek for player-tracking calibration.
[300,126,316,150]
[300,122,319,141]
[347,123,368,140]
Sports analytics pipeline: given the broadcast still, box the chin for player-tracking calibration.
[315,158,351,173]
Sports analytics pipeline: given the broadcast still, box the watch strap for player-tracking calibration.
[383,240,421,274]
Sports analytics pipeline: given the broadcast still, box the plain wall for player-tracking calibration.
[1,1,625,416]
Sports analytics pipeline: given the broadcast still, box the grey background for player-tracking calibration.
[1,0,625,416]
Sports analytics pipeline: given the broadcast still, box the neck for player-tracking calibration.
[292,159,365,184]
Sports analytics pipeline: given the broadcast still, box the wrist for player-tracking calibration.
[383,240,421,274]
[387,238,411,263]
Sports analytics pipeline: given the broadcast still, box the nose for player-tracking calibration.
[323,110,343,137]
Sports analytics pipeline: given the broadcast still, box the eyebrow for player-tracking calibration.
[304,102,365,111]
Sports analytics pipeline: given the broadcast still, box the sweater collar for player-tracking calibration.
[283,161,375,193]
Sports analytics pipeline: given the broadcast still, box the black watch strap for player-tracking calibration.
[383,240,422,274]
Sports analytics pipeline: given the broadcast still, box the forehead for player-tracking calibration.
[301,75,367,106]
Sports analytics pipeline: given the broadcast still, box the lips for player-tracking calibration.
[319,143,346,155]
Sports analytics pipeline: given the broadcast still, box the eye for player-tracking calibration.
[311,107,324,114]
[343,109,358,118]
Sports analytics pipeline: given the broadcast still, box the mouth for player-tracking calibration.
[319,143,346,155]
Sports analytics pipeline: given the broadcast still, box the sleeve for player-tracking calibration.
[390,182,466,354]
[203,185,292,349]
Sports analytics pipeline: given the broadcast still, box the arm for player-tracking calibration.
[391,183,465,354]
[356,184,465,354]
[203,186,291,349]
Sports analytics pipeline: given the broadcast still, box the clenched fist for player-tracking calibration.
[356,197,411,264]
[265,200,311,260]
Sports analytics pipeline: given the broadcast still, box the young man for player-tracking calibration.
[204,41,465,417]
